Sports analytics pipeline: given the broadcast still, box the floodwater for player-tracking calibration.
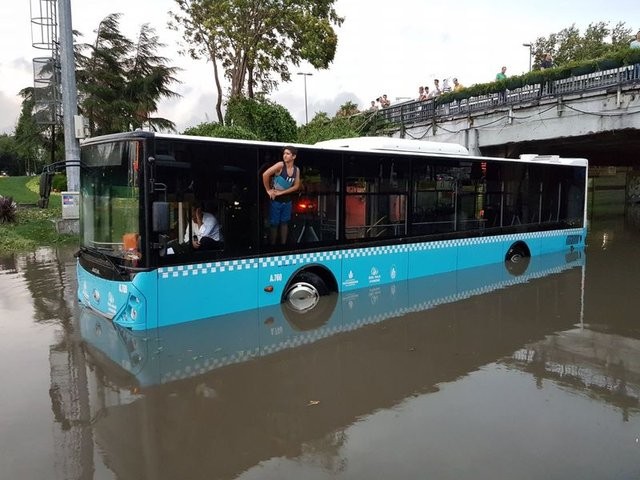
[2,206,640,480]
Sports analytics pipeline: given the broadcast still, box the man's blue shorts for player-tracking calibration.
[270,200,292,226]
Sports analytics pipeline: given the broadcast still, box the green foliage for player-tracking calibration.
[335,100,360,117]
[183,122,259,140]
[0,176,39,204]
[51,174,67,192]
[225,96,297,142]
[170,0,343,120]
[0,203,76,253]
[0,178,75,253]
[0,196,17,223]
[435,46,640,107]
[0,135,22,176]
[13,88,60,175]
[531,21,633,68]
[297,111,360,144]
[77,13,181,135]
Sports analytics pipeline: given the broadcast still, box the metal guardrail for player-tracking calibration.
[377,63,640,126]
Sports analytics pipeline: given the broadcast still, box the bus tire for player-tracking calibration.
[505,242,530,276]
[282,271,336,331]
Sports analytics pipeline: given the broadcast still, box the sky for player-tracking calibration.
[1,0,639,135]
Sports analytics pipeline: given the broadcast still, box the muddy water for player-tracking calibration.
[1,208,640,480]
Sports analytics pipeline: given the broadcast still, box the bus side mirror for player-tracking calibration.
[152,201,170,232]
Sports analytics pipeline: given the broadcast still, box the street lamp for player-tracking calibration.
[297,72,313,123]
[522,43,533,72]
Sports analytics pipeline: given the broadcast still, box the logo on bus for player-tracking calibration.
[368,266,381,284]
[566,235,582,245]
[343,270,358,287]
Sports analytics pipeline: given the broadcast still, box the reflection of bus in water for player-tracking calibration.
[75,133,587,330]
[81,250,584,388]
[77,251,585,479]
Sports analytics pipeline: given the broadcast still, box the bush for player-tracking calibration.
[0,196,17,223]
[183,122,259,140]
[51,173,67,192]
[225,96,298,142]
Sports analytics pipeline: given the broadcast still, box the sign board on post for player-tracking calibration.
[61,191,79,219]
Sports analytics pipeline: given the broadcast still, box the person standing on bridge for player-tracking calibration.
[540,53,554,69]
[496,66,508,103]
[631,31,640,49]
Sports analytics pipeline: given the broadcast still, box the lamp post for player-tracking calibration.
[297,72,313,123]
[522,43,533,72]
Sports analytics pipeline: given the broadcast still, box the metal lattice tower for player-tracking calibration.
[30,0,61,126]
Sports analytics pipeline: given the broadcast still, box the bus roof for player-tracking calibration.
[314,137,587,167]
[85,132,587,167]
[315,137,470,155]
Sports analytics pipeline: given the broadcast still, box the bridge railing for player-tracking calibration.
[378,63,640,127]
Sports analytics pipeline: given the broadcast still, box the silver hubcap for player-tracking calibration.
[285,282,319,312]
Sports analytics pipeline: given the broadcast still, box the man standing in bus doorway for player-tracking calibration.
[263,146,301,244]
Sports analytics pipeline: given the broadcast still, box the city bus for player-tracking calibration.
[72,251,586,479]
[75,132,587,330]
[79,249,585,388]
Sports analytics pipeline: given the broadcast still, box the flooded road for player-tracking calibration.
[2,209,640,479]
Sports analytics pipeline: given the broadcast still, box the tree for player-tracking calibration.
[225,96,297,142]
[170,0,343,123]
[183,122,259,140]
[532,21,633,68]
[13,88,57,175]
[334,100,359,118]
[126,23,182,131]
[76,14,181,135]
[0,135,21,176]
[297,111,360,144]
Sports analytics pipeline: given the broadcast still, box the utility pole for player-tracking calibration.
[522,43,533,73]
[58,0,80,192]
[297,72,313,124]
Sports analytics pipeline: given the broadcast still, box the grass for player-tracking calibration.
[0,175,40,204]
[0,176,78,253]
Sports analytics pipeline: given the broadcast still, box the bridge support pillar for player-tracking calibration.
[464,128,481,156]
[626,171,640,204]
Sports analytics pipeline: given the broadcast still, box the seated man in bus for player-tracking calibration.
[186,204,223,250]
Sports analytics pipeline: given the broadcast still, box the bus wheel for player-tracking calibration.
[284,271,328,313]
[505,242,530,276]
[282,272,336,331]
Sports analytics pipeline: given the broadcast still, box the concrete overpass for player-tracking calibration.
[381,64,640,167]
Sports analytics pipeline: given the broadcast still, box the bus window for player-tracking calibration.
[291,150,340,245]
[154,140,259,261]
[456,163,484,231]
[411,161,457,235]
[344,154,408,240]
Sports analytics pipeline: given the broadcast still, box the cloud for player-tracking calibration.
[158,90,219,133]
[0,92,20,134]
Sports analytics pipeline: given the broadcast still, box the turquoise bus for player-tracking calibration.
[76,133,587,330]
[75,251,585,479]
[80,249,585,388]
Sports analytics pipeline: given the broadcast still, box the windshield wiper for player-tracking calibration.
[79,246,127,280]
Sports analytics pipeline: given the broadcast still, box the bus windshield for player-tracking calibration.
[80,141,142,261]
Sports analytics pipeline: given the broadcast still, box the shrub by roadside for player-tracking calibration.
[0,205,77,252]
[0,176,78,253]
